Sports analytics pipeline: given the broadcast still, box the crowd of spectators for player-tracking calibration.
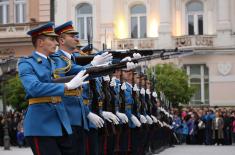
[172,107,235,145]
[0,110,26,147]
[1,107,235,148]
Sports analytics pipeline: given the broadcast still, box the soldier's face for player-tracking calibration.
[147,81,151,89]
[123,71,132,81]
[62,34,79,51]
[134,76,140,84]
[41,37,58,54]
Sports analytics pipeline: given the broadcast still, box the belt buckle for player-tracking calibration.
[76,87,82,96]
[51,97,59,103]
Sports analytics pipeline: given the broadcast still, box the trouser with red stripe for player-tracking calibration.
[86,128,99,155]
[26,134,75,155]
[98,122,115,155]
[71,126,86,155]
[119,125,129,155]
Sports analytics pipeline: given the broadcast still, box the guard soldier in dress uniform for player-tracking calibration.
[132,71,148,155]
[18,22,88,155]
[49,21,107,155]
[110,70,129,154]
[121,69,141,155]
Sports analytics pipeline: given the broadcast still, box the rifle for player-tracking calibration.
[75,48,186,65]
[102,78,116,135]
[52,49,194,83]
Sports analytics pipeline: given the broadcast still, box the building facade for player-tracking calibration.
[0,0,53,113]
[0,0,52,58]
[55,0,235,106]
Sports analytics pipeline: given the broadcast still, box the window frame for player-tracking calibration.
[186,64,209,105]
[14,0,26,23]
[130,4,147,39]
[0,0,9,24]
[186,1,204,35]
[75,3,93,40]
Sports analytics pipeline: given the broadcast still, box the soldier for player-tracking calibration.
[132,72,148,155]
[51,21,108,155]
[18,22,88,155]
[121,69,142,154]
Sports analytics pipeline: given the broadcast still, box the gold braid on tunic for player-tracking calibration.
[53,55,72,79]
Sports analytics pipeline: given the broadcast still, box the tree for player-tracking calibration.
[147,63,195,107]
[3,75,27,111]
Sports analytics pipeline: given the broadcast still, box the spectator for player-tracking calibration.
[16,119,25,147]
[0,115,4,146]
[231,112,235,144]
[212,111,224,145]
[181,118,189,144]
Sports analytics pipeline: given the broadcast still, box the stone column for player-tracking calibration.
[215,0,233,46]
[217,0,231,30]
[158,0,172,48]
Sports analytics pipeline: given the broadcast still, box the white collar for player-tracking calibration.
[126,82,133,88]
[61,50,72,60]
[112,76,117,80]
[35,51,47,59]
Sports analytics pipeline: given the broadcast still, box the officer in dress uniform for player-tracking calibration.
[51,21,106,155]
[18,22,88,155]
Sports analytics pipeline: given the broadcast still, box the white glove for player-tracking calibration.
[134,62,140,67]
[126,62,135,70]
[121,83,127,90]
[163,121,168,127]
[103,75,110,82]
[139,115,147,124]
[65,70,89,90]
[121,56,132,62]
[140,88,145,95]
[87,112,104,128]
[151,115,158,123]
[91,52,113,66]
[116,112,128,124]
[158,120,163,127]
[133,53,141,59]
[133,84,139,92]
[130,115,141,127]
[152,91,157,98]
[146,115,153,124]
[146,89,151,95]
[101,111,120,125]
[110,79,116,87]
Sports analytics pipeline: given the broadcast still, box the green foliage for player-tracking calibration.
[147,63,195,107]
[3,75,27,111]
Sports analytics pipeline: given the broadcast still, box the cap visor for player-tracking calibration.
[65,30,78,34]
[43,32,59,37]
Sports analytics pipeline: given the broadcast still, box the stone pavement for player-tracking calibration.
[1,145,235,155]
[155,145,235,155]
[0,147,32,155]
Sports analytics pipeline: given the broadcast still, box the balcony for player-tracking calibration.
[112,38,158,49]
[174,35,215,48]
[0,22,47,38]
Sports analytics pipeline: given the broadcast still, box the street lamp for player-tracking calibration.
[0,57,17,150]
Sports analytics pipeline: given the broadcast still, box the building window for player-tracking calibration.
[186,1,203,35]
[15,0,26,23]
[185,64,209,105]
[0,0,9,24]
[76,3,93,40]
[130,4,146,38]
